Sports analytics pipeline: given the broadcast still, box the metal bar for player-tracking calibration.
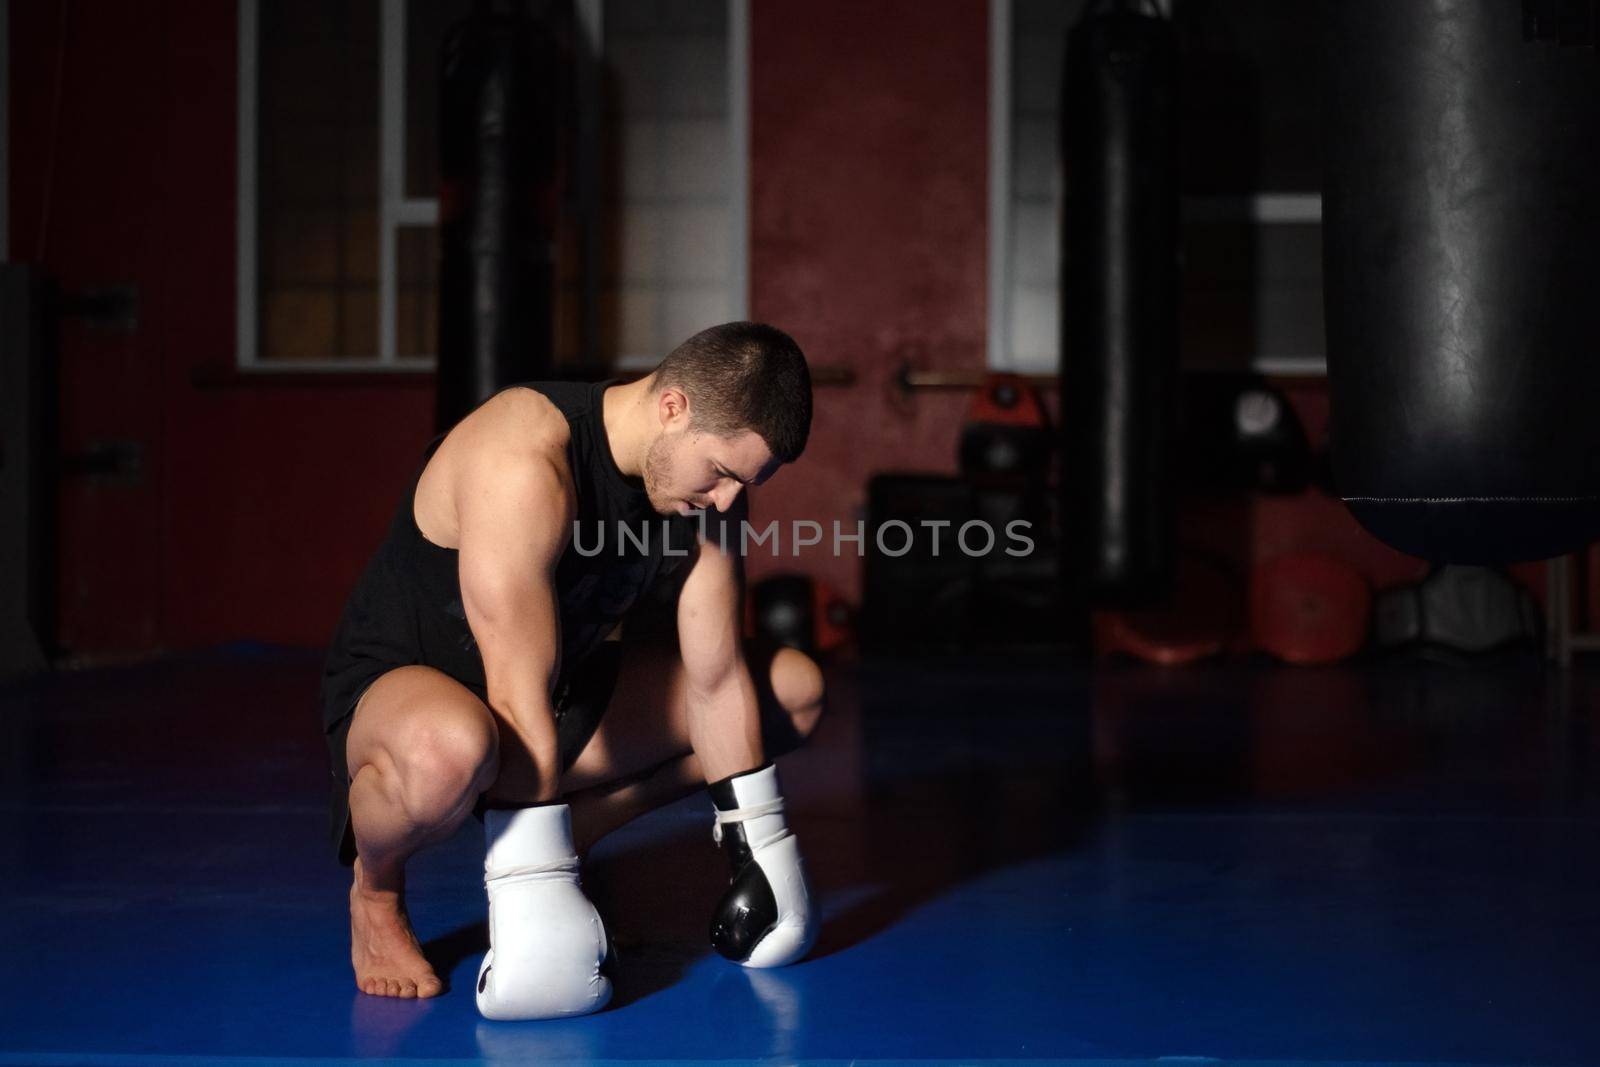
[900,368,1055,391]
[899,361,1328,391]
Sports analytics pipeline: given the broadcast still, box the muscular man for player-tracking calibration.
[318,322,823,1007]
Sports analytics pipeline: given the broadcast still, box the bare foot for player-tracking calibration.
[349,857,444,999]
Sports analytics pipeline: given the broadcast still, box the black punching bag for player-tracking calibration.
[1060,1,1180,605]
[1324,2,1600,563]
[436,1,564,431]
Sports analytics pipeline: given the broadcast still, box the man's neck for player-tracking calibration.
[601,376,652,479]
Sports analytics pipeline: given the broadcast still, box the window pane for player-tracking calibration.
[1006,1,1077,374]
[602,2,731,364]
[251,1,735,369]
[395,225,438,359]
[258,0,380,361]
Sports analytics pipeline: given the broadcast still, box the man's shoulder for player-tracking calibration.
[457,388,574,475]
[441,390,578,526]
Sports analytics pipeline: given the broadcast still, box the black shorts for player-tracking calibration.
[322,643,623,866]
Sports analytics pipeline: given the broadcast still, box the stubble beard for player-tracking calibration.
[642,433,679,516]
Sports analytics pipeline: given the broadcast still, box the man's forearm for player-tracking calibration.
[685,666,763,783]
[485,694,563,804]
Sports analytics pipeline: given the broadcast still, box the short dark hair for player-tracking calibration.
[650,321,812,463]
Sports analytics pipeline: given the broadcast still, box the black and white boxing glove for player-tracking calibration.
[707,763,817,967]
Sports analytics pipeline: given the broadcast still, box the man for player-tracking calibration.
[319,322,824,1015]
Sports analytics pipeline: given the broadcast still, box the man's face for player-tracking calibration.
[643,421,778,517]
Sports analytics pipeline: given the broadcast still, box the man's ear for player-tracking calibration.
[657,384,690,429]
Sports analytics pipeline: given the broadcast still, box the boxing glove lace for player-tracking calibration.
[707,763,817,968]
[476,804,612,1020]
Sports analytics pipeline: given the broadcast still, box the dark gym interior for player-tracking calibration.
[2,0,1598,1062]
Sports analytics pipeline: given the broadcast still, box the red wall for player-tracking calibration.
[10,1,432,654]
[745,0,990,601]
[10,0,992,653]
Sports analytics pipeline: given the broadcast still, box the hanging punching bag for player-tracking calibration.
[1060,1,1180,606]
[1324,1,1600,563]
[436,0,565,431]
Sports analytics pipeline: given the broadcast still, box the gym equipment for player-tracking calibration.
[1373,565,1541,659]
[958,375,1053,487]
[707,763,818,968]
[476,805,612,1019]
[1178,373,1312,496]
[1060,0,1180,604]
[436,1,567,431]
[963,376,1060,647]
[749,574,853,658]
[1323,1,1600,563]
[751,575,815,655]
[865,373,1069,655]
[1094,552,1241,666]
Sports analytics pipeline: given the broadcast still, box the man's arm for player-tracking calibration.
[456,447,574,803]
[676,505,763,782]
[681,508,819,968]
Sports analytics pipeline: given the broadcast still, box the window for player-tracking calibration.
[601,0,744,370]
[991,0,1326,377]
[236,0,747,371]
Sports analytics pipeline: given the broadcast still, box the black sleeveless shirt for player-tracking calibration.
[319,380,696,732]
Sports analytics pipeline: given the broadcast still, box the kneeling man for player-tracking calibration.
[319,322,823,1017]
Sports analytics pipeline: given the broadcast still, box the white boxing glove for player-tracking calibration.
[476,804,612,1020]
[707,763,818,968]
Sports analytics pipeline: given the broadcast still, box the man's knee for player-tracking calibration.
[387,704,499,822]
[763,647,825,756]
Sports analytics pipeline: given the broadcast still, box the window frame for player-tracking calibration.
[986,0,1328,378]
[234,0,750,373]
